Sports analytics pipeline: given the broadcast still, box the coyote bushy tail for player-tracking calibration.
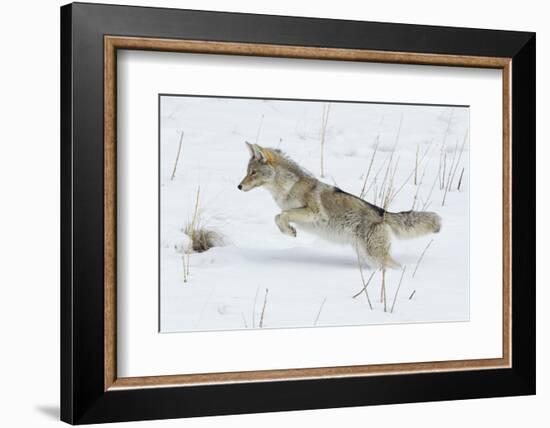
[385,211,441,239]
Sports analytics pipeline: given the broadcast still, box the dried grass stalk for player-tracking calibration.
[438,109,454,189]
[352,251,376,310]
[255,114,264,144]
[414,143,419,185]
[412,239,434,278]
[442,131,467,206]
[170,131,184,181]
[359,136,380,198]
[422,171,440,211]
[382,156,400,211]
[390,266,407,313]
[382,269,387,312]
[411,164,428,210]
[184,187,201,278]
[252,286,260,328]
[319,103,331,178]
[457,167,465,191]
[314,297,327,326]
[182,255,188,283]
[259,288,269,328]
[449,130,468,189]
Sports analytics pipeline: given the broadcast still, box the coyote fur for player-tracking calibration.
[238,143,441,269]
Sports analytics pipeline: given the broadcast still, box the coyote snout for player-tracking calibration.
[239,142,441,269]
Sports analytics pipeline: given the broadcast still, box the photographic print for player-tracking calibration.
[159,95,469,333]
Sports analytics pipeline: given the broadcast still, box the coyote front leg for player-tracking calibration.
[275,208,317,237]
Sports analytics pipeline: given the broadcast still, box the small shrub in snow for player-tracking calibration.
[184,225,225,253]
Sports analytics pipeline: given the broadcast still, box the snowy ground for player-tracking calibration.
[159,95,469,332]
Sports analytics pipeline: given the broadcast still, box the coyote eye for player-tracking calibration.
[250,170,257,176]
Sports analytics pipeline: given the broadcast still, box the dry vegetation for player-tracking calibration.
[170,131,184,181]
[314,297,328,326]
[184,223,225,253]
[349,109,465,315]
[181,186,225,283]
[319,103,331,178]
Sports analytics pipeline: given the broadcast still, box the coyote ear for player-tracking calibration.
[246,142,272,164]
[245,141,255,158]
[254,144,274,164]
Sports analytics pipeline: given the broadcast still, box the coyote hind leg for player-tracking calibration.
[356,223,400,269]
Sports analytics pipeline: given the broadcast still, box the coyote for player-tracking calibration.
[238,143,441,269]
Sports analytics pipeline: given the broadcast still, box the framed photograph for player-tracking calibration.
[61,2,536,424]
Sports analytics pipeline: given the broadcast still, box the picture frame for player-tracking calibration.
[60,2,535,424]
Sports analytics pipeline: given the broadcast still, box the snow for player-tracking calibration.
[159,96,469,332]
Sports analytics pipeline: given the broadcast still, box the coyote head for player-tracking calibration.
[238,142,276,191]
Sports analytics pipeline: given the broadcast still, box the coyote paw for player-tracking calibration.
[285,225,297,237]
[275,215,297,237]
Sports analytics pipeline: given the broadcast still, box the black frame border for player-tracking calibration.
[61,2,535,424]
